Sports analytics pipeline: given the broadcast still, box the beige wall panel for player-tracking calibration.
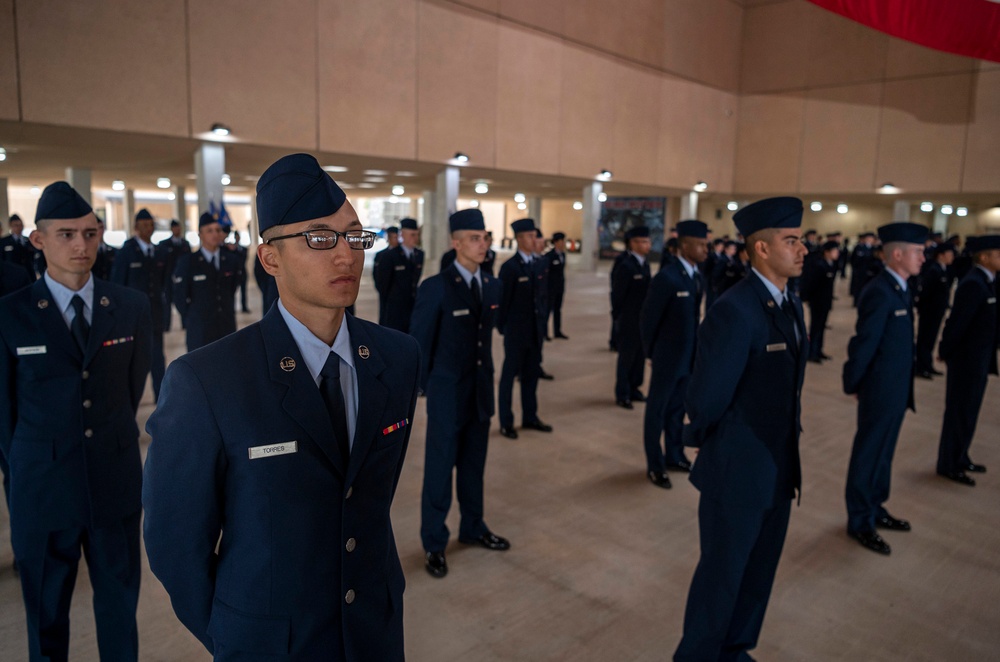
[558,46,617,180]
[658,78,738,192]
[417,2,499,165]
[17,0,188,136]
[885,37,978,79]
[612,65,662,186]
[799,83,882,193]
[539,199,583,239]
[740,1,812,93]
[499,0,566,34]
[563,0,664,69]
[962,70,1000,192]
[733,93,805,194]
[875,74,972,192]
[447,0,499,13]
[319,0,417,158]
[495,26,562,174]
[0,0,18,120]
[661,0,742,91]
[190,0,316,149]
[805,5,887,88]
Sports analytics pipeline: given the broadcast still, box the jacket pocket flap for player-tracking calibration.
[207,598,290,655]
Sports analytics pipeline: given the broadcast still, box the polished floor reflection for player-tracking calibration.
[1,257,997,661]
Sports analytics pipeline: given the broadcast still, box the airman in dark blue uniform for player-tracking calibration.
[373,218,423,332]
[144,153,419,661]
[843,222,927,555]
[1,214,38,280]
[800,240,840,363]
[532,229,555,379]
[611,226,652,408]
[111,208,169,399]
[159,219,190,331]
[915,243,956,378]
[482,231,497,276]
[936,235,1000,486]
[675,197,808,662]
[849,232,877,305]
[172,212,240,352]
[702,239,724,308]
[411,209,509,579]
[0,256,33,510]
[545,232,569,340]
[497,218,553,438]
[0,182,152,662]
[373,226,398,325]
[640,220,707,488]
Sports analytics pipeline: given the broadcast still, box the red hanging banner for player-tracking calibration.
[806,0,1000,63]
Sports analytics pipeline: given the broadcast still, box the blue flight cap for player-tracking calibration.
[624,226,650,241]
[877,222,928,245]
[385,226,399,235]
[135,208,154,222]
[535,228,543,238]
[255,153,347,236]
[511,218,536,234]
[732,196,803,239]
[35,181,93,223]
[676,220,709,238]
[400,218,418,230]
[821,240,840,252]
[934,243,956,256]
[170,219,180,228]
[967,235,1000,253]
[449,209,485,232]
[10,214,21,223]
[552,232,566,242]
[198,212,217,228]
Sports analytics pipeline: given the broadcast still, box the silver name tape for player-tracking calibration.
[766,343,787,352]
[453,309,470,317]
[248,441,298,460]
[130,262,142,268]
[987,297,996,304]
[633,274,643,280]
[193,274,207,282]
[395,265,406,271]
[894,309,907,317]
[677,291,691,298]
[518,276,529,282]
[16,345,47,356]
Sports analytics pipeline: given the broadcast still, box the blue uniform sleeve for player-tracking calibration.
[172,253,191,319]
[640,273,671,359]
[0,315,15,458]
[496,261,515,335]
[409,278,442,391]
[109,243,130,285]
[842,284,890,395]
[130,295,152,412]
[938,278,982,362]
[610,260,630,320]
[142,359,228,654]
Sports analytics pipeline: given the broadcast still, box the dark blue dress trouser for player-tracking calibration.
[643,371,689,472]
[498,342,541,428]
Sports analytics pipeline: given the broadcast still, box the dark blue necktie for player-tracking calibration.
[70,295,89,353]
[470,277,481,307]
[320,352,351,467]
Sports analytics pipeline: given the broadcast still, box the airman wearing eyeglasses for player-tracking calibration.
[171,212,241,352]
[143,153,420,661]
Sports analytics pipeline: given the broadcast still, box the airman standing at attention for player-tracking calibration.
[546,232,569,340]
[159,219,190,331]
[801,240,840,363]
[843,222,927,555]
[0,181,152,661]
[915,243,956,379]
[674,197,807,662]
[411,209,509,579]
[1,214,38,280]
[373,226,398,325]
[374,218,423,333]
[172,212,241,352]
[611,226,652,409]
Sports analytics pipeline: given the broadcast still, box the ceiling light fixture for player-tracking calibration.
[837,203,848,214]
[940,204,954,215]
[920,201,933,212]
[157,177,171,189]
[727,201,738,211]
[956,207,968,217]
[454,152,470,163]
[693,181,708,192]
[573,201,583,211]
[221,174,231,186]
[210,123,231,136]
[514,193,526,203]
[357,182,376,189]
[598,192,608,203]
[323,165,348,173]
[810,201,823,212]
[30,186,40,196]
[517,202,527,211]
[364,169,389,176]
[597,169,613,181]
[878,183,900,194]
[0,147,6,161]
[474,182,489,195]
[391,185,405,196]
[112,180,126,191]
[395,171,417,177]
[470,200,480,208]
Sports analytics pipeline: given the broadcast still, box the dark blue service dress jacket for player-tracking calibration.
[373,245,424,332]
[939,267,999,376]
[111,238,169,331]
[640,258,702,377]
[684,273,807,508]
[143,307,419,661]
[0,278,151,557]
[172,248,241,351]
[496,253,546,348]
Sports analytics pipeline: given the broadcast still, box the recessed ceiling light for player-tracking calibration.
[221,174,231,186]
[0,147,6,161]
[112,180,126,191]
[365,176,386,183]
[517,202,527,210]
[694,181,708,192]
[454,152,469,163]
[878,183,900,194]
[364,169,389,176]
[810,201,823,212]
[837,203,848,214]
[357,182,376,189]
[956,207,968,217]
[323,165,348,173]
[157,177,171,189]
[474,182,489,195]
[394,171,417,177]
[210,123,230,136]
[597,169,613,181]
[573,201,583,210]
[940,204,954,215]
[470,200,480,208]
[391,185,404,196]
[920,201,933,212]
[598,192,608,202]
[727,201,738,211]
[514,193,526,203]
[30,186,40,196]
[339,183,355,189]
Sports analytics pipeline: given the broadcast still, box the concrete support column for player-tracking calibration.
[429,167,458,269]
[680,192,699,220]
[65,168,92,207]
[527,197,542,226]
[0,178,9,225]
[580,182,602,272]
[893,200,911,222]
[173,185,187,230]
[122,189,135,238]
[248,192,260,255]
[195,143,225,214]
[933,209,949,236]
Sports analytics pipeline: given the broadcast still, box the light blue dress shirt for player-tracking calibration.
[44,271,94,329]
[751,267,800,344]
[200,247,220,268]
[884,266,908,291]
[452,260,482,291]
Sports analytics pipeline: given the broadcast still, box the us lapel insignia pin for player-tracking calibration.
[37,299,49,309]
[99,296,110,307]
[279,357,296,372]
[767,300,775,308]
[358,345,370,359]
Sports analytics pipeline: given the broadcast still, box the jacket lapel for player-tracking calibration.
[31,280,81,363]
[344,315,389,486]
[261,308,347,478]
[446,264,479,317]
[749,274,798,352]
[83,281,118,367]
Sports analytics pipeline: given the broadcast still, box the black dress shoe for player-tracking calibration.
[459,532,510,551]
[939,470,976,486]
[539,370,555,380]
[849,529,891,555]
[807,356,823,364]
[425,551,448,578]
[522,419,553,432]
[616,399,633,410]
[966,462,986,473]
[916,370,934,380]
[555,333,569,339]
[929,368,944,376]
[876,514,911,531]
[820,352,833,360]
[499,427,518,440]
[648,470,672,489]
[666,460,692,472]
[545,336,552,341]
[630,392,646,403]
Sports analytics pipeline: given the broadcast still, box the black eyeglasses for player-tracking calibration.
[265,229,376,251]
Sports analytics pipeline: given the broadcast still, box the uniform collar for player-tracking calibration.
[629,250,646,267]
[751,267,789,306]
[518,249,533,264]
[43,271,94,320]
[677,256,696,278]
[277,299,355,387]
[976,263,996,283]
[884,266,908,291]
[200,246,220,262]
[452,259,481,288]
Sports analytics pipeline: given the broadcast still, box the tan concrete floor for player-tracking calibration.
[1,258,998,661]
